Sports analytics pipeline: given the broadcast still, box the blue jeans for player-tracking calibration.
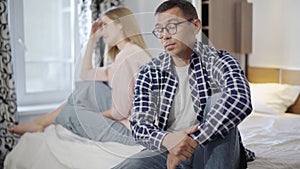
[113,93,245,169]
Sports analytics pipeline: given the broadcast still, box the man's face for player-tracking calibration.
[154,7,197,58]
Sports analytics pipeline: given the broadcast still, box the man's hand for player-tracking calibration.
[167,153,182,169]
[162,125,199,169]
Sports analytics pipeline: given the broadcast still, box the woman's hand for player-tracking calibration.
[81,18,103,79]
[101,109,114,120]
[90,18,103,39]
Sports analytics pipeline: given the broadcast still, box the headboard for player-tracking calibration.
[247,67,300,114]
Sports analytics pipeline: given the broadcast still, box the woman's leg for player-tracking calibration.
[60,108,136,145]
[9,81,109,136]
[8,102,67,135]
[55,81,136,145]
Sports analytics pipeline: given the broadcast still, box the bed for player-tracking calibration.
[4,67,300,169]
[244,67,300,169]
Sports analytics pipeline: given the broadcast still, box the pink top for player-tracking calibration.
[94,43,150,128]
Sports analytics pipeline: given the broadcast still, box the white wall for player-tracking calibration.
[282,0,300,68]
[249,0,300,69]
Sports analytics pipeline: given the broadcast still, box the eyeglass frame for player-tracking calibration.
[152,18,194,39]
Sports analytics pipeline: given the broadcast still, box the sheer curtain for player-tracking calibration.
[78,0,92,48]
[0,0,18,166]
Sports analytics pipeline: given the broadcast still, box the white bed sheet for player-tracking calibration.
[4,112,300,169]
[239,112,300,169]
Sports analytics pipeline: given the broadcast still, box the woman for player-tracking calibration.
[9,7,151,145]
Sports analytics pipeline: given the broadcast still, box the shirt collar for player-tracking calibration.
[161,40,203,71]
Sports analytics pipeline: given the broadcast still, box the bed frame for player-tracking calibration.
[247,67,300,114]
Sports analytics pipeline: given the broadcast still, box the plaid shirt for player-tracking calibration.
[130,41,252,151]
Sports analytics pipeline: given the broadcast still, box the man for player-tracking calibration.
[113,0,254,168]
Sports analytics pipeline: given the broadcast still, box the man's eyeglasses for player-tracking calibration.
[152,18,194,39]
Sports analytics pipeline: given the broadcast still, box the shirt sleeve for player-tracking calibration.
[190,51,253,147]
[130,66,169,151]
[93,66,112,82]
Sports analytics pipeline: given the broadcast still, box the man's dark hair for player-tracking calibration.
[155,0,198,19]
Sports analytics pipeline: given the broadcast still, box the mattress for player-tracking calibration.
[4,112,300,169]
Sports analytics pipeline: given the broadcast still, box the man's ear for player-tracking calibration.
[192,19,202,35]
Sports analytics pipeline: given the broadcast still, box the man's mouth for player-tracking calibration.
[164,43,176,50]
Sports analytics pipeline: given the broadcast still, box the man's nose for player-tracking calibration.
[161,29,171,40]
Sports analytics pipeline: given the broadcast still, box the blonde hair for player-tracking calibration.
[103,7,151,60]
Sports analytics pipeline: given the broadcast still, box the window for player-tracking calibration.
[9,0,80,107]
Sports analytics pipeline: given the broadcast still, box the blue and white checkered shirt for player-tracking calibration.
[130,41,252,152]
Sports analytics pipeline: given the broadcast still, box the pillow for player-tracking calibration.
[249,83,300,115]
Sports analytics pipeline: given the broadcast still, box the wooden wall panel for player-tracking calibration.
[282,70,300,85]
[247,67,280,83]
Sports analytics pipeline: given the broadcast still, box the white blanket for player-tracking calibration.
[4,125,143,169]
[4,112,300,169]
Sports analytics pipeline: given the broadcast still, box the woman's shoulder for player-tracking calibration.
[122,42,146,55]
[119,43,150,61]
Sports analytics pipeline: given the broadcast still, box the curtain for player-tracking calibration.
[90,0,123,66]
[78,0,92,48]
[0,0,18,167]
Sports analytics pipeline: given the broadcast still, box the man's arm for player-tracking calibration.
[190,51,252,146]
[130,66,169,150]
